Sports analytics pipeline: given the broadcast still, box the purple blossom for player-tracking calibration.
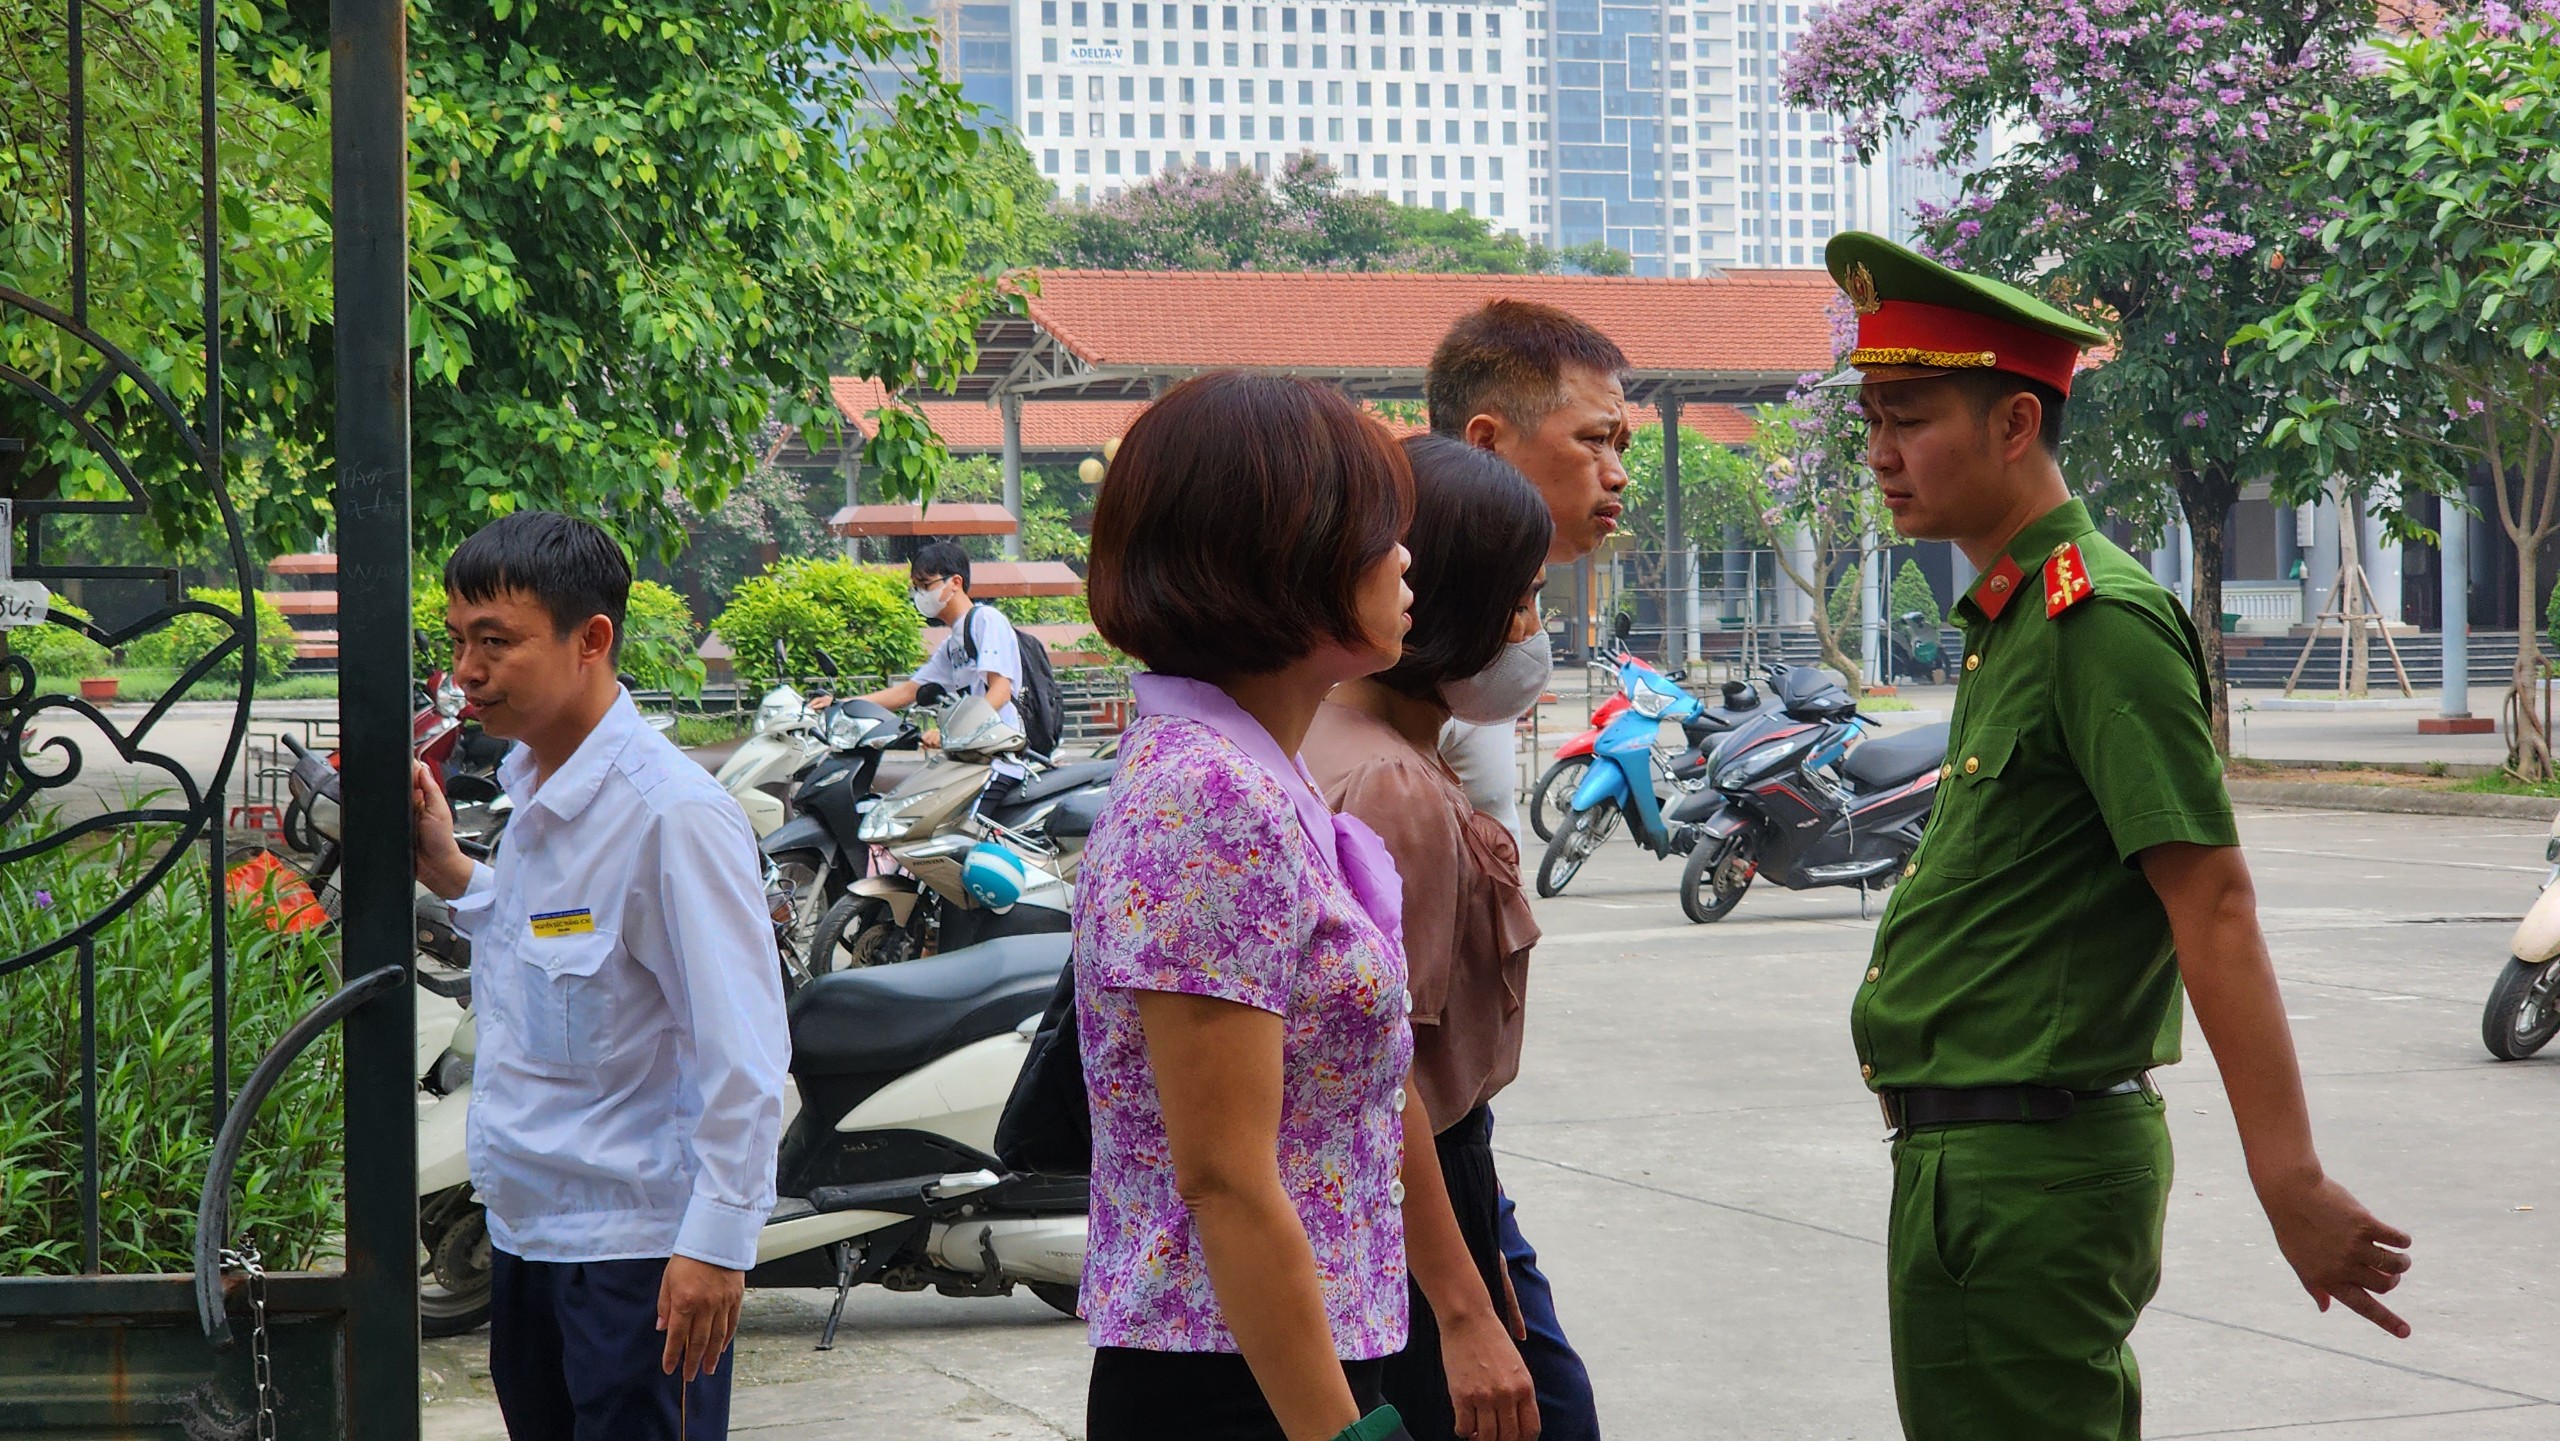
[32,889,52,909]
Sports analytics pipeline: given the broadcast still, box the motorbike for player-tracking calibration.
[1528,650,1754,843]
[717,641,838,840]
[411,932,1088,1340]
[760,697,921,984]
[1667,665,1949,924]
[814,696,1110,968]
[1534,657,1766,898]
[2482,808,2560,1060]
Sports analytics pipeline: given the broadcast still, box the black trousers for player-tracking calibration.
[489,1249,732,1441]
[1377,1105,1511,1441]
[1089,1347,1387,1441]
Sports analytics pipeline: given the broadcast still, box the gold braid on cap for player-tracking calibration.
[1848,347,1999,369]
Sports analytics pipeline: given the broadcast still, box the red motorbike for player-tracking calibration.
[1527,651,1765,843]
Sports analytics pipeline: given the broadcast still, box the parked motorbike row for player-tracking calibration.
[1531,616,1951,926]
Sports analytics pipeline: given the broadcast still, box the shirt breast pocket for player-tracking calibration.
[1925,723,2020,880]
[515,931,620,1072]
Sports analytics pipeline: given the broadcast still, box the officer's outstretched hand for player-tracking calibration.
[2261,1172,2413,1337]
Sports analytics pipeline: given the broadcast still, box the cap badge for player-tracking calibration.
[1844,261,1883,316]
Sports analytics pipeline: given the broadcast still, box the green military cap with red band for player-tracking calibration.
[1816,230,2110,395]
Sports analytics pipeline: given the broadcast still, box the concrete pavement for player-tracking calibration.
[421,804,2559,1438]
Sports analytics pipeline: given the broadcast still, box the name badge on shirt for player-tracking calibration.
[529,908,597,939]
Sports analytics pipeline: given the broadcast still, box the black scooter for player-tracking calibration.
[762,697,921,989]
[1666,665,1948,923]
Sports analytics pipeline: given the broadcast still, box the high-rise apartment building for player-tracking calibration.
[946,0,1917,273]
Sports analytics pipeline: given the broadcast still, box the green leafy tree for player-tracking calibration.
[1787,0,2384,750]
[6,601,111,682]
[957,128,1070,273]
[1891,557,1943,634]
[1756,391,1896,691]
[4,1,1009,558]
[123,586,299,683]
[2237,9,2560,777]
[1556,241,1635,277]
[712,556,922,688]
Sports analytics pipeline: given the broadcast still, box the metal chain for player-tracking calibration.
[220,1243,279,1441]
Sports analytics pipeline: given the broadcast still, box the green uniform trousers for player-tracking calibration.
[1887,1091,2172,1441]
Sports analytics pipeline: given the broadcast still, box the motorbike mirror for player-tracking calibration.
[1611,611,1635,641]
[812,645,841,678]
[772,637,789,671]
[1666,667,1689,683]
[914,681,950,709]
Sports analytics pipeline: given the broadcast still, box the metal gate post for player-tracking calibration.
[331,0,421,1431]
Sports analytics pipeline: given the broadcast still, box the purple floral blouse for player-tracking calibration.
[1073,675,1414,1358]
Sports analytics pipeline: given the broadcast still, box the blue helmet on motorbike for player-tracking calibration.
[961,841,1033,913]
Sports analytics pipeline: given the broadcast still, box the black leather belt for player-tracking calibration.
[1879,1074,2154,1140]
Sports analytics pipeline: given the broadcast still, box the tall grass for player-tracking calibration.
[0,815,346,1274]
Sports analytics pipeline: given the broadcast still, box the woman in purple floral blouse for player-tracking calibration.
[1076,371,1539,1441]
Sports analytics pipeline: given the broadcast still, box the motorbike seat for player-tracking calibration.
[788,933,1069,1078]
[1043,787,1108,841]
[1839,724,1950,792]
[986,760,1115,825]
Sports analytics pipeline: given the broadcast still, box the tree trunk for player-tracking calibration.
[2487,404,2557,781]
[1768,535,1861,691]
[2173,461,2239,755]
[2512,539,2549,780]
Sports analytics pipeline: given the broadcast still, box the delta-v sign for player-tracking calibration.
[1066,41,1129,66]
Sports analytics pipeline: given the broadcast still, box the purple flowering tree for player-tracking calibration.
[1751,306,1899,688]
[1787,0,2384,749]
[2237,8,2560,776]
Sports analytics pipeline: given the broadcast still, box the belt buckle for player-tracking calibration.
[1877,1090,1903,1142]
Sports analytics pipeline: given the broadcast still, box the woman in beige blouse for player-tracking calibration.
[1304,434,1556,1441]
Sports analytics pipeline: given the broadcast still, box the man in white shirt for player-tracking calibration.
[857,540,1030,798]
[412,512,788,1440]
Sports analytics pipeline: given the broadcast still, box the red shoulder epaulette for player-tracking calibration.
[1974,554,2026,620]
[2045,542,2095,618]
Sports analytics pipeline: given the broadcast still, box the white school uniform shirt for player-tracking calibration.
[918,604,1031,776]
[448,689,789,1271]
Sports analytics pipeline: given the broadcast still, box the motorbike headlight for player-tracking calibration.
[857,794,921,842]
[755,684,805,733]
[1630,685,1673,720]
[434,673,466,719]
[824,706,877,748]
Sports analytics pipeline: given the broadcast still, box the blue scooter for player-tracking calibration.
[1535,652,1754,898]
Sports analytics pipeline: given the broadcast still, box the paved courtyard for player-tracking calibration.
[421,803,2560,1439]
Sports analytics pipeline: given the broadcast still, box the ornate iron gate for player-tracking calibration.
[0,1,418,1435]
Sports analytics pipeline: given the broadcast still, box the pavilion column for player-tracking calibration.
[1660,395,1693,668]
[2442,488,2472,718]
[1000,394,1025,560]
[839,435,861,560]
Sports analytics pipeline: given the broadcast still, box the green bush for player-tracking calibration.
[122,587,300,684]
[1891,558,1942,634]
[0,818,345,1274]
[714,558,923,689]
[2545,571,2560,661]
[6,599,112,680]
[414,574,452,672]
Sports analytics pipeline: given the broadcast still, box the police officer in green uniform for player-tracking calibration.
[1821,232,2416,1441]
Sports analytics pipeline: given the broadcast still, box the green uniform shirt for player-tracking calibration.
[1853,499,2239,1093]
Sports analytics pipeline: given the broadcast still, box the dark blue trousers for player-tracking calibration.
[489,1250,733,1441]
[1493,1132,1602,1440]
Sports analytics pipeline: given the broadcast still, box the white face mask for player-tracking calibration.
[1442,632,1554,725]
[910,581,946,619]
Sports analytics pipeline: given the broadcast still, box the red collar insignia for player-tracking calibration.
[1971,555,2026,620]
[2045,542,2095,618]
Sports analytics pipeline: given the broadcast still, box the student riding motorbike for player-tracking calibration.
[1667,663,1948,923]
[2482,807,2560,1060]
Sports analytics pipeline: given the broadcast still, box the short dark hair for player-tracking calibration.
[1089,370,1413,684]
[444,511,630,657]
[911,540,972,591]
[1378,436,1555,703]
[1949,370,2068,457]
[1426,299,1630,438]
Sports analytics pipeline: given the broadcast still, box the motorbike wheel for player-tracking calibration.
[811,894,916,972]
[1027,1281,1081,1319]
[2482,956,2560,1060]
[418,1196,493,1338]
[1679,834,1756,924]
[1527,757,1591,843]
[1536,799,1619,898]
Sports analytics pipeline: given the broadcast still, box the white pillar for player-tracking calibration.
[2362,503,2402,623]
[2442,493,2472,718]
[1779,528,1817,626]
[2306,488,2342,621]
[1000,395,1025,561]
[1860,528,1884,688]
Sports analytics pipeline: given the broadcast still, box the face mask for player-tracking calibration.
[910,582,944,619]
[1442,632,1553,725]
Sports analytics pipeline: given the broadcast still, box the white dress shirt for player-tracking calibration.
[449,689,789,1271]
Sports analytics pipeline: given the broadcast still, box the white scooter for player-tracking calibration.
[2483,807,2560,1060]
[716,642,836,839]
[412,932,1087,1338]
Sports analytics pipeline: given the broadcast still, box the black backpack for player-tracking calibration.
[993,964,1089,1175]
[961,603,1064,759]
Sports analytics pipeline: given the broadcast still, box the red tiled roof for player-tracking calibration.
[1015,269,1838,378]
[1369,402,1758,445]
[829,378,1142,452]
